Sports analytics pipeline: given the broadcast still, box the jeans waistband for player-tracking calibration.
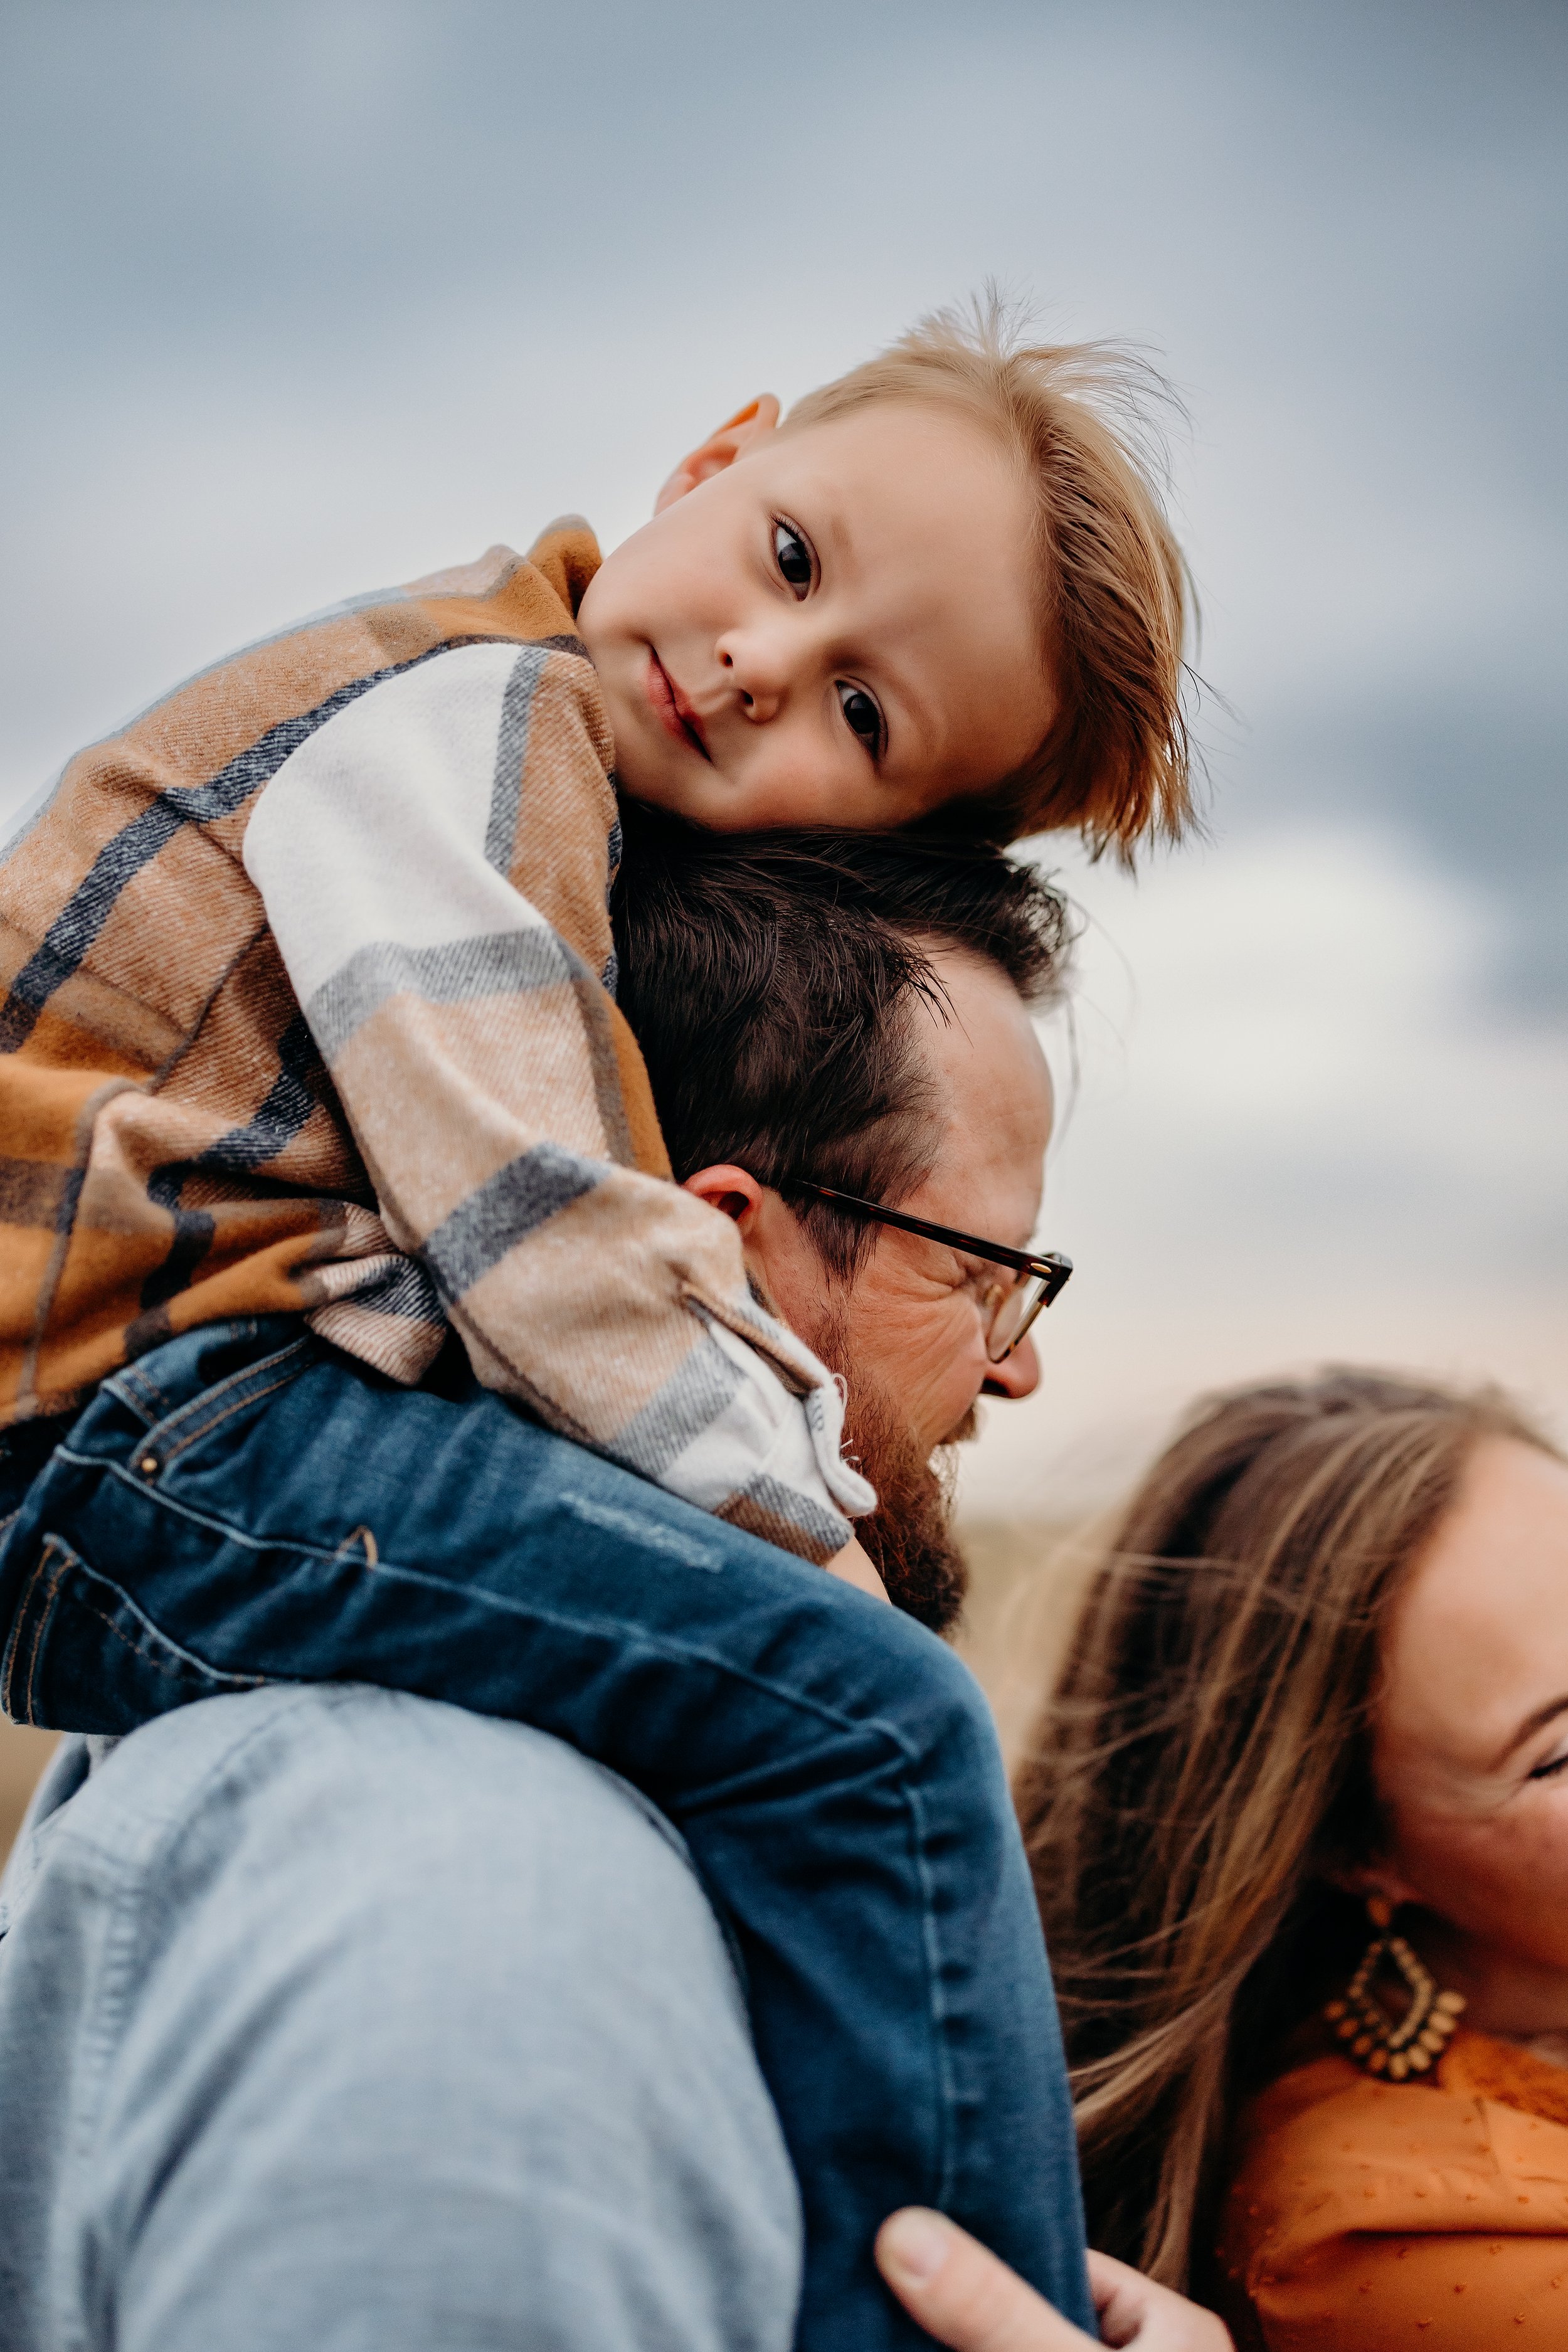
[2,1317,309,1531]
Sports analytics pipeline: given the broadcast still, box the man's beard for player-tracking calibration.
[815,1314,973,1636]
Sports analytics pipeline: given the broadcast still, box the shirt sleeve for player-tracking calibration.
[241,638,872,1562]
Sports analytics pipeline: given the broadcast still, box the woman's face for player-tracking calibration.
[1370,1437,1568,2009]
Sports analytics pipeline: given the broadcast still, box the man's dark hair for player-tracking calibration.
[611,802,1072,1279]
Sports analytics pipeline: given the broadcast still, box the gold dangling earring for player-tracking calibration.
[1324,1894,1466,2079]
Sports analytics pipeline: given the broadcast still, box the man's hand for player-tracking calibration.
[875,2210,1234,2351]
[823,1532,890,1602]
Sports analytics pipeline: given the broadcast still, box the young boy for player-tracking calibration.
[0,305,1190,2346]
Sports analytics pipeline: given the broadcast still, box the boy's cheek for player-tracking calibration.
[612,748,687,810]
[596,689,673,804]
[580,518,699,637]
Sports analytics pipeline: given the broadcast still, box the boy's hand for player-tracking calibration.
[876,2210,1234,2351]
[823,1534,890,1603]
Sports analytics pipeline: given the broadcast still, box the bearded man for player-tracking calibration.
[613,801,1067,1633]
[0,810,1084,2352]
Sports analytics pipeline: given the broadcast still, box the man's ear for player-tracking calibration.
[653,395,781,514]
[681,1163,767,1235]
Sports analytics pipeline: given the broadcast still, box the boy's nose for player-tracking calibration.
[716,628,792,724]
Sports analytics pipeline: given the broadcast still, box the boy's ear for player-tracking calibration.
[654,395,781,514]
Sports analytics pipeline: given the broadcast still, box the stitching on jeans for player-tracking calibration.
[154,1360,312,1467]
[111,1369,176,1424]
[0,1554,31,1717]
[51,1454,361,1567]
[43,1536,265,1693]
[26,1542,73,1722]
[4,1532,266,1719]
[12,1539,64,1722]
[135,1339,312,1466]
[112,1318,265,1424]
[140,1337,310,1456]
[19,1456,961,2195]
[899,1776,959,2204]
[60,1583,265,1689]
[7,1535,71,1725]
[1,1545,41,1718]
[70,1464,946,1735]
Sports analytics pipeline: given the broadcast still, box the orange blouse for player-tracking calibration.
[1214,2030,1568,2348]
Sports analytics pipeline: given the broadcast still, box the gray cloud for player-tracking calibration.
[4,0,1564,1500]
[3,0,1564,999]
[1232,687,1568,1010]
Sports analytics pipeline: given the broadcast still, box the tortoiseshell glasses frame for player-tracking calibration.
[784,1179,1073,1363]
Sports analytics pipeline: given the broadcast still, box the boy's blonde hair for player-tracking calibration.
[784,296,1195,857]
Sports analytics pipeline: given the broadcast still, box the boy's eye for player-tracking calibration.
[836,681,884,759]
[773,520,813,595]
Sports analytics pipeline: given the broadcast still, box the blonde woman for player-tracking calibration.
[1016,1370,1568,2348]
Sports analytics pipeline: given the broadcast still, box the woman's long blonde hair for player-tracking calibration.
[1014,1368,1559,2292]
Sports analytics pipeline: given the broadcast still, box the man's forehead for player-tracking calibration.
[919,946,1050,1081]
[913,950,1052,1239]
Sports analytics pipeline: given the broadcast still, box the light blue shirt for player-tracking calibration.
[0,1685,802,2351]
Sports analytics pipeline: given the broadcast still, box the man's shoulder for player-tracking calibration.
[1,1687,755,2101]
[8,1683,704,1935]
[0,1690,801,2352]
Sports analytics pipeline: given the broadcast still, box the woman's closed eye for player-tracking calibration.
[1528,1749,1568,1782]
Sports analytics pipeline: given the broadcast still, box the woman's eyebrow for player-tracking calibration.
[1497,1692,1568,1767]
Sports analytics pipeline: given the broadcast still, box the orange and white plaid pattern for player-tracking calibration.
[0,529,869,1560]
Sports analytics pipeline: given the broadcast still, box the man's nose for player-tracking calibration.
[716,626,794,724]
[980,1332,1041,1402]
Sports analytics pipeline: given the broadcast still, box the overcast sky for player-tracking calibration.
[3,0,1564,1510]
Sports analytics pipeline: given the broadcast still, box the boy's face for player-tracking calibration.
[576,400,1054,830]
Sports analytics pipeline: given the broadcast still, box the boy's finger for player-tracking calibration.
[875,2210,1096,2352]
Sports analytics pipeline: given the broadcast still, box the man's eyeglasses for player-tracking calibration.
[784,1180,1073,1364]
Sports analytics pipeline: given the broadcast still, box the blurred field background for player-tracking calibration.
[3,2,1564,1848]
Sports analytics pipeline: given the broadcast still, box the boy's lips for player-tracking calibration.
[645,650,711,761]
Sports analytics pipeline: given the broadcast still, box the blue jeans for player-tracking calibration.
[0,1316,1094,2348]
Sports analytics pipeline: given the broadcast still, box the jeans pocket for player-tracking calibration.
[130,1333,316,1481]
[0,1531,266,1735]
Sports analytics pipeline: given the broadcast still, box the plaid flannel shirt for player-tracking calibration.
[0,530,871,1560]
